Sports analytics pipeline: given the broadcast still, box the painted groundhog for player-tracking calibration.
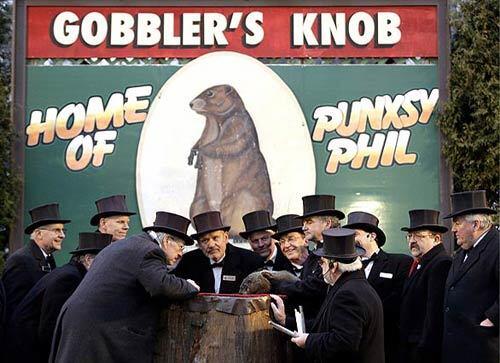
[188,84,274,235]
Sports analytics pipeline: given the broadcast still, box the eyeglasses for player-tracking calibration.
[166,236,185,252]
[406,232,434,241]
[38,228,67,235]
[279,235,301,245]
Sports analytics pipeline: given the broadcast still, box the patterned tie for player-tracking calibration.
[408,258,420,277]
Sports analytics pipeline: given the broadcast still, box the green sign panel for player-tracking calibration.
[25,52,440,262]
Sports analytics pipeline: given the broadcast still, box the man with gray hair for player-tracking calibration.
[50,211,199,363]
[270,228,384,362]
[442,190,498,363]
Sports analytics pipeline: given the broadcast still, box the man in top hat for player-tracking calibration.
[265,195,345,320]
[8,232,112,363]
[90,194,135,242]
[240,210,294,273]
[174,211,264,293]
[271,228,384,362]
[49,212,199,363]
[2,203,70,321]
[344,211,412,363]
[399,209,451,363]
[442,190,498,363]
[273,214,309,277]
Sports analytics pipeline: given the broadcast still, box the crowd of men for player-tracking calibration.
[0,190,497,362]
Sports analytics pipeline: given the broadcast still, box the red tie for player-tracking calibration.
[408,258,420,277]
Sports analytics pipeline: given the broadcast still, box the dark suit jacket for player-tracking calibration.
[272,251,328,326]
[305,270,385,363]
[399,243,451,363]
[49,232,198,363]
[9,260,87,363]
[2,240,54,320]
[366,249,412,363]
[270,244,295,274]
[442,228,499,363]
[173,243,264,293]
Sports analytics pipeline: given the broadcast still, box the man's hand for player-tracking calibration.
[291,333,309,348]
[261,270,276,281]
[187,279,200,291]
[270,294,286,325]
[480,318,494,327]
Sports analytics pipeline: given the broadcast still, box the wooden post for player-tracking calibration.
[155,293,293,363]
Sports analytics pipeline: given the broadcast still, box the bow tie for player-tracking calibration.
[264,260,274,267]
[362,253,378,268]
[293,265,303,275]
[45,255,56,270]
[211,261,224,269]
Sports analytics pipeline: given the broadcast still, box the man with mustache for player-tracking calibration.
[240,210,294,273]
[91,195,136,242]
[442,190,498,363]
[273,214,309,277]
[399,209,451,363]
[344,211,412,363]
[174,211,264,293]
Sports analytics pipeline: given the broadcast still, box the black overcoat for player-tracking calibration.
[49,232,198,363]
[366,249,412,363]
[2,240,54,320]
[399,243,451,363]
[304,270,385,363]
[173,243,264,293]
[442,228,499,363]
[9,260,87,363]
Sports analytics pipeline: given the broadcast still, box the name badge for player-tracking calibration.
[222,275,236,282]
[379,272,393,279]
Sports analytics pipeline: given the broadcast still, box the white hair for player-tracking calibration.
[336,257,363,273]
[464,214,493,230]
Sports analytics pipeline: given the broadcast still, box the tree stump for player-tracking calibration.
[154,293,293,363]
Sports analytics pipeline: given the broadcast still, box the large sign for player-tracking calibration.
[27,6,437,58]
[15,2,448,260]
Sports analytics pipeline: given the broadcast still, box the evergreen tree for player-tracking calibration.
[438,0,499,205]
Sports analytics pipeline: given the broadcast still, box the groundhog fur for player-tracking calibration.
[239,270,299,294]
[188,84,274,236]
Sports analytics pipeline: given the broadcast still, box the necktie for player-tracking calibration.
[362,253,378,268]
[211,261,224,268]
[45,255,56,270]
[408,258,420,277]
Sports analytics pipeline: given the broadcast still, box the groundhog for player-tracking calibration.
[239,270,300,294]
[188,84,274,235]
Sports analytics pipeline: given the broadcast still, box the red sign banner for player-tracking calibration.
[27,6,438,59]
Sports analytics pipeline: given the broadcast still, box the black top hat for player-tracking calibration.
[299,195,345,220]
[25,203,71,235]
[343,211,386,247]
[70,232,113,255]
[143,212,195,245]
[443,190,496,219]
[239,210,277,239]
[271,214,305,240]
[401,209,448,233]
[90,195,136,226]
[314,228,360,261]
[191,211,230,240]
